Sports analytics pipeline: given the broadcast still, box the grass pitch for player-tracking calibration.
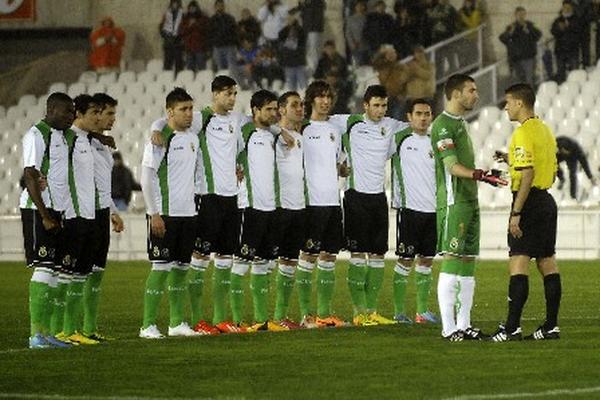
[1,260,599,400]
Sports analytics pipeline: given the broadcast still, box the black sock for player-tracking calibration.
[506,274,529,332]
[543,273,562,329]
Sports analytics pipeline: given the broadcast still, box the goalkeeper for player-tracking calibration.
[431,74,507,341]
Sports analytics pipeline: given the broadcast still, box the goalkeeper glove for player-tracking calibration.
[472,169,508,187]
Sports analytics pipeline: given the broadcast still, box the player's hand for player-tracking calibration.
[493,150,508,163]
[236,164,244,183]
[151,131,164,147]
[280,128,295,148]
[150,214,166,238]
[111,213,125,233]
[509,215,523,239]
[338,162,351,178]
[473,169,508,187]
[41,215,60,233]
[38,175,48,191]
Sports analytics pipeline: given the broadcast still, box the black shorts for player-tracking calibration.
[343,190,388,254]
[508,188,557,258]
[396,208,437,259]
[237,208,278,261]
[147,215,196,263]
[303,205,343,254]
[90,207,110,270]
[62,217,96,276]
[194,194,240,256]
[273,208,306,260]
[20,208,64,268]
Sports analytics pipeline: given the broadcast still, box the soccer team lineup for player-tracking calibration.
[22,72,563,349]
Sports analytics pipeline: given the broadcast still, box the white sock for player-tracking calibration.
[456,276,475,331]
[437,272,458,337]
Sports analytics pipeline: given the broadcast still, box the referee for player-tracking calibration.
[490,83,561,341]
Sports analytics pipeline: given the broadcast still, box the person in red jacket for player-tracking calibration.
[89,17,125,72]
[181,1,210,72]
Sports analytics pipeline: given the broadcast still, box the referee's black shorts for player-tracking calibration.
[343,189,388,255]
[20,208,63,268]
[90,207,111,270]
[508,188,557,259]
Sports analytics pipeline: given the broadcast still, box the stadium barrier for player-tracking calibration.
[1,209,599,262]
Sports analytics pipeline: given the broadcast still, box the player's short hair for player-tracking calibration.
[212,75,237,93]
[46,92,72,110]
[165,87,193,109]
[407,98,433,114]
[363,85,388,103]
[505,83,536,109]
[251,90,278,113]
[304,80,333,118]
[278,91,301,108]
[444,74,475,101]
[92,93,118,109]
[73,94,99,115]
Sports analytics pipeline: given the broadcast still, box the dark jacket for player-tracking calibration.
[293,0,326,33]
[363,11,395,50]
[551,14,581,55]
[556,136,593,179]
[209,11,238,47]
[499,21,542,61]
[238,16,262,44]
[314,52,348,80]
[112,165,141,204]
[278,22,306,67]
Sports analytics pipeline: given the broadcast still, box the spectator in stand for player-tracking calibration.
[258,0,289,49]
[345,0,369,66]
[278,15,307,91]
[253,46,285,88]
[291,0,326,73]
[391,4,418,59]
[238,8,262,45]
[89,17,125,73]
[499,7,542,86]
[405,45,435,105]
[372,46,408,119]
[363,0,395,60]
[458,0,482,32]
[209,0,238,71]
[396,0,432,47]
[181,1,210,72]
[314,40,348,81]
[160,0,184,73]
[235,38,260,89]
[551,1,581,83]
[111,152,141,212]
[325,71,352,114]
[571,0,594,67]
[428,0,458,43]
[556,136,597,200]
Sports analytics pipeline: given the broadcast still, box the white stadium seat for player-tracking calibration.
[175,70,195,87]
[557,118,579,137]
[552,92,573,109]
[137,70,156,84]
[581,80,600,96]
[117,71,136,84]
[478,106,500,126]
[67,82,87,98]
[98,72,117,85]
[567,69,587,83]
[537,81,558,98]
[48,82,67,94]
[78,71,98,84]
[6,105,26,122]
[146,59,164,74]
[559,81,580,100]
[18,94,36,108]
[87,82,107,95]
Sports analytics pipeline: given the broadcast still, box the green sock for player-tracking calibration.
[296,260,314,318]
[51,275,69,335]
[365,260,385,312]
[347,260,367,315]
[212,263,231,325]
[44,281,57,333]
[415,265,433,314]
[393,263,411,316]
[188,259,207,326]
[230,263,249,324]
[83,269,104,335]
[63,278,85,336]
[316,261,335,318]
[168,267,188,328]
[274,264,295,321]
[29,280,50,335]
[142,268,169,329]
[250,263,270,323]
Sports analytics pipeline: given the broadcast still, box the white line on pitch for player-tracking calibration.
[444,386,600,400]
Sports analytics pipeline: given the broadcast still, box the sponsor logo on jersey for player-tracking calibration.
[439,128,449,136]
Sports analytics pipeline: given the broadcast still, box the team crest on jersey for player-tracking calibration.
[228,124,234,134]
[297,140,301,148]
[190,142,196,152]
[38,246,48,258]
[380,127,386,136]
[449,237,459,250]
[329,133,335,142]
[152,246,160,258]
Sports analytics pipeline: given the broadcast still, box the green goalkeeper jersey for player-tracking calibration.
[431,111,478,208]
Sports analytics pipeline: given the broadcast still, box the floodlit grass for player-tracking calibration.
[1,260,599,400]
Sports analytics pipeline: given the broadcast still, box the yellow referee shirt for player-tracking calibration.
[508,117,557,192]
